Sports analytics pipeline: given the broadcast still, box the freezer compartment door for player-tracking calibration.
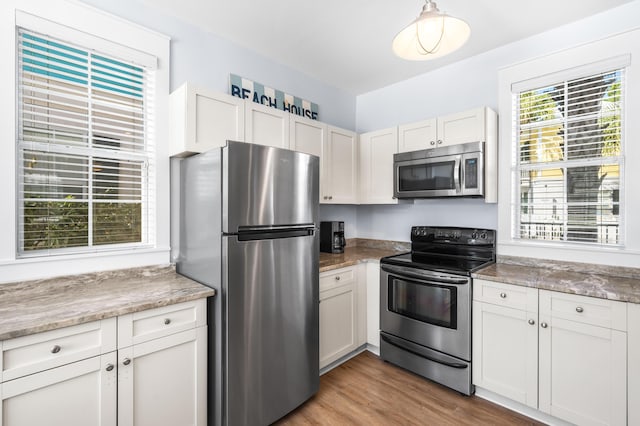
[224,233,319,426]
[223,141,319,233]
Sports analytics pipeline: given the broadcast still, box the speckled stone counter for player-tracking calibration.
[319,239,409,272]
[0,265,215,341]
[472,256,640,304]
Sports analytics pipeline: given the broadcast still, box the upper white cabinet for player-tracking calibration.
[290,116,327,203]
[323,126,358,204]
[398,118,437,153]
[397,107,496,151]
[245,102,290,149]
[359,127,398,204]
[474,279,629,426]
[169,82,244,157]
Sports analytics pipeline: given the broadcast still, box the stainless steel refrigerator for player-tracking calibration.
[175,141,319,426]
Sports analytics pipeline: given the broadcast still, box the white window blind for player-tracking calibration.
[514,68,623,246]
[17,28,155,255]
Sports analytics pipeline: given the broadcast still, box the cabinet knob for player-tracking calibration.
[499,292,507,299]
[106,364,115,372]
[164,318,171,325]
[437,139,443,145]
[540,322,548,329]
[329,196,333,200]
[323,196,327,200]
[123,358,131,366]
[51,345,61,354]
[430,141,436,146]
[528,319,535,325]
[335,276,341,281]
[575,306,584,313]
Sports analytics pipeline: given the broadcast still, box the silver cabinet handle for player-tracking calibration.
[430,141,436,146]
[329,196,333,200]
[437,139,443,145]
[123,358,131,366]
[528,319,535,325]
[499,292,507,299]
[51,345,61,354]
[576,306,584,313]
[335,276,340,281]
[323,196,327,200]
[164,318,171,325]
[106,364,114,372]
[540,322,548,328]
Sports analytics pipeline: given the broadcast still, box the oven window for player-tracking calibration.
[388,277,457,329]
[398,160,456,192]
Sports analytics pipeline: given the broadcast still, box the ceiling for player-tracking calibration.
[141,0,634,94]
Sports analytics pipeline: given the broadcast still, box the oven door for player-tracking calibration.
[394,154,461,198]
[380,263,471,361]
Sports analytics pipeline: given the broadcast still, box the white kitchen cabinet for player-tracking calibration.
[398,118,437,153]
[472,281,538,408]
[289,116,327,203]
[0,352,117,426]
[319,265,366,369]
[365,261,381,349]
[629,303,640,426]
[474,279,629,426]
[359,127,398,204]
[323,126,358,204]
[538,290,627,426]
[169,82,245,157]
[245,101,290,149]
[0,300,207,426]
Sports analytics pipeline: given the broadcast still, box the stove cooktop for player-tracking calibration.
[381,252,494,276]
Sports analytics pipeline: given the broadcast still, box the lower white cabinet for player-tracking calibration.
[473,279,628,426]
[319,265,366,369]
[0,299,207,426]
[365,261,381,348]
[629,303,640,426]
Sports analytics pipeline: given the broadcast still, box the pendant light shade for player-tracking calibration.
[393,0,470,61]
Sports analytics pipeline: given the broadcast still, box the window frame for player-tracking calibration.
[497,29,640,267]
[0,1,170,282]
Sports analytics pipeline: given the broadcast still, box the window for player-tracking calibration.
[17,29,155,255]
[513,69,623,246]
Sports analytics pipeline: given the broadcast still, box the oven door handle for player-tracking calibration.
[381,333,468,369]
[381,264,469,285]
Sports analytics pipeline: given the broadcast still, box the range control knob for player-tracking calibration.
[480,232,487,239]
[471,232,478,239]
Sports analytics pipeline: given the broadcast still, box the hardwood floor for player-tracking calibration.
[276,351,543,425]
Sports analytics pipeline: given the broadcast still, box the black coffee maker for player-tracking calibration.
[320,221,346,254]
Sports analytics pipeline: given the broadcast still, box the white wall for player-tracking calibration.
[79,0,356,131]
[350,1,640,244]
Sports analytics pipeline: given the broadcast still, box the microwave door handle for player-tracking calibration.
[454,157,461,193]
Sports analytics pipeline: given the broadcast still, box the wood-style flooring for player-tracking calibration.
[276,351,543,426]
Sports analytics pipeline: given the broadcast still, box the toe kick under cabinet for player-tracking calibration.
[0,299,207,426]
[473,279,628,426]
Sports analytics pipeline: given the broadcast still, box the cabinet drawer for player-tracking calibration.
[1,317,116,382]
[473,279,538,312]
[118,299,206,348]
[539,290,626,331]
[320,267,356,292]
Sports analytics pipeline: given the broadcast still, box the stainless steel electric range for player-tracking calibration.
[379,226,496,395]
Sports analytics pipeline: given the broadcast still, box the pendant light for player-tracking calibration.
[392,0,470,61]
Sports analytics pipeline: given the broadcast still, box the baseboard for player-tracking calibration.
[320,345,368,375]
[474,387,572,426]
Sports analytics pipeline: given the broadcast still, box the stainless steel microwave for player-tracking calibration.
[393,141,484,199]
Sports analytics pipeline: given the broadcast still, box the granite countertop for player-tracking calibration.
[319,239,409,272]
[473,257,640,304]
[0,265,215,341]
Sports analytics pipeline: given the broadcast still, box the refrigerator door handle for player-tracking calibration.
[238,223,316,232]
[236,227,315,241]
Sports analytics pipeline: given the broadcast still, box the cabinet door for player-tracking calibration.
[359,127,398,204]
[169,83,244,156]
[319,282,357,368]
[437,107,485,147]
[365,262,381,348]
[290,117,327,203]
[118,327,207,426]
[245,102,290,149]
[0,353,117,426]
[398,118,437,152]
[629,303,640,426]
[539,292,627,426]
[324,126,358,204]
[472,301,538,408]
